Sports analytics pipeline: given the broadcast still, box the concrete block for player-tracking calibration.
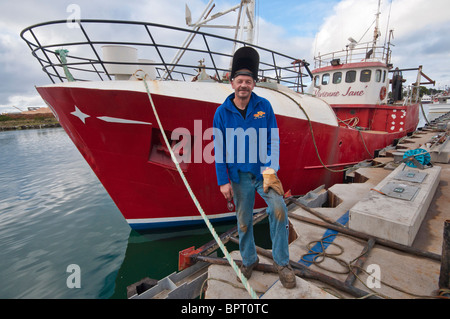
[349,164,441,246]
[205,251,277,299]
[428,139,450,164]
[205,251,337,299]
[261,277,337,299]
[297,184,327,208]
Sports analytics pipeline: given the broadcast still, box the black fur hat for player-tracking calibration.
[230,46,259,81]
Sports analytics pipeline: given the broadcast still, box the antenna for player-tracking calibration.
[185,4,192,26]
[347,37,357,62]
[372,0,381,51]
[383,0,393,48]
[12,105,25,112]
[348,37,357,46]
[164,1,257,79]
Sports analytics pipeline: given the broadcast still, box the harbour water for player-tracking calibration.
[0,127,271,298]
[1,127,128,298]
[0,104,431,299]
[418,103,429,127]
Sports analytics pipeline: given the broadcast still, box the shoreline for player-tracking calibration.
[0,112,61,132]
[0,122,61,131]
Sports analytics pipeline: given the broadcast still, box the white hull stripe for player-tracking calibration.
[126,212,236,225]
[97,116,152,125]
[41,80,339,127]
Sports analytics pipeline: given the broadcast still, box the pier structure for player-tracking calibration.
[128,113,450,299]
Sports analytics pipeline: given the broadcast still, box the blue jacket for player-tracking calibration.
[213,92,280,186]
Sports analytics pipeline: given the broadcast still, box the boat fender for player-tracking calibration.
[380,86,387,100]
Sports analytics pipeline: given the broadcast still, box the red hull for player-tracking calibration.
[37,83,416,229]
[332,103,419,134]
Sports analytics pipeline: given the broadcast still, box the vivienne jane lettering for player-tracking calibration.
[315,86,365,98]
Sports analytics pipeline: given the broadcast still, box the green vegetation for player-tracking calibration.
[0,114,60,131]
[418,86,447,97]
[401,86,447,98]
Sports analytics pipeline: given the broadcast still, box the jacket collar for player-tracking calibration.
[224,92,261,115]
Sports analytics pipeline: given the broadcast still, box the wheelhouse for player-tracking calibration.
[311,62,390,106]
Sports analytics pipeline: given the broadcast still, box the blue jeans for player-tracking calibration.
[231,171,290,267]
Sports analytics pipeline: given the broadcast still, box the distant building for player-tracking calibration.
[21,107,53,115]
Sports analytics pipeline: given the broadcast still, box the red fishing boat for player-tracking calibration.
[21,0,432,230]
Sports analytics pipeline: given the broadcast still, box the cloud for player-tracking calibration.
[0,95,45,112]
[314,0,450,88]
[256,18,313,57]
[0,0,206,111]
[314,0,392,55]
[0,27,49,112]
[1,0,449,113]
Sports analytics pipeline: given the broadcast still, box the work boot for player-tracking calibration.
[237,257,259,282]
[274,262,296,289]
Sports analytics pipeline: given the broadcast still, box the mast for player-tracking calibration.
[243,0,256,45]
[372,0,381,52]
[163,0,215,79]
[163,1,256,79]
[231,0,256,56]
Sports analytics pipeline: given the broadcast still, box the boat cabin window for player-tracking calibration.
[322,73,330,85]
[360,70,371,82]
[375,70,382,82]
[333,72,342,84]
[383,70,387,82]
[314,75,320,87]
[345,71,356,83]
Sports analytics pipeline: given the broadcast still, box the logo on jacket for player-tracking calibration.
[253,111,265,119]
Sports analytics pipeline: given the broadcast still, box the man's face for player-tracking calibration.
[231,71,255,100]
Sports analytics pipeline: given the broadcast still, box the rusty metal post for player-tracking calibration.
[288,212,441,262]
[345,238,376,286]
[439,220,450,290]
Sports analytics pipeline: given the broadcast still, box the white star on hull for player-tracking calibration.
[71,106,90,123]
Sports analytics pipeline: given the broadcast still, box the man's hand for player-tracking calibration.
[219,183,234,201]
[262,168,284,196]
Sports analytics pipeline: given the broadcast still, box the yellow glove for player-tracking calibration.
[262,168,284,196]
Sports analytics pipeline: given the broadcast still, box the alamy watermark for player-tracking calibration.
[66,264,81,289]
[168,120,280,171]
[66,4,81,28]
[366,263,381,289]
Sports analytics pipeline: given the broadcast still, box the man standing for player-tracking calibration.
[213,47,296,289]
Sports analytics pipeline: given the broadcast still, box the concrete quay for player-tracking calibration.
[205,127,450,299]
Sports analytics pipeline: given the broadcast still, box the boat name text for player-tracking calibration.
[315,86,365,98]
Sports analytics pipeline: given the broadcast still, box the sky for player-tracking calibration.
[0,0,449,113]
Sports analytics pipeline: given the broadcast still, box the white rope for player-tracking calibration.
[139,75,258,299]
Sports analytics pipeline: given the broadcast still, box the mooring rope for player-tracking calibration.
[257,86,413,172]
[258,86,366,173]
[137,73,258,299]
[55,49,75,82]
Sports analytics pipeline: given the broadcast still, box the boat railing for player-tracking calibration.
[314,40,392,68]
[21,19,312,93]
